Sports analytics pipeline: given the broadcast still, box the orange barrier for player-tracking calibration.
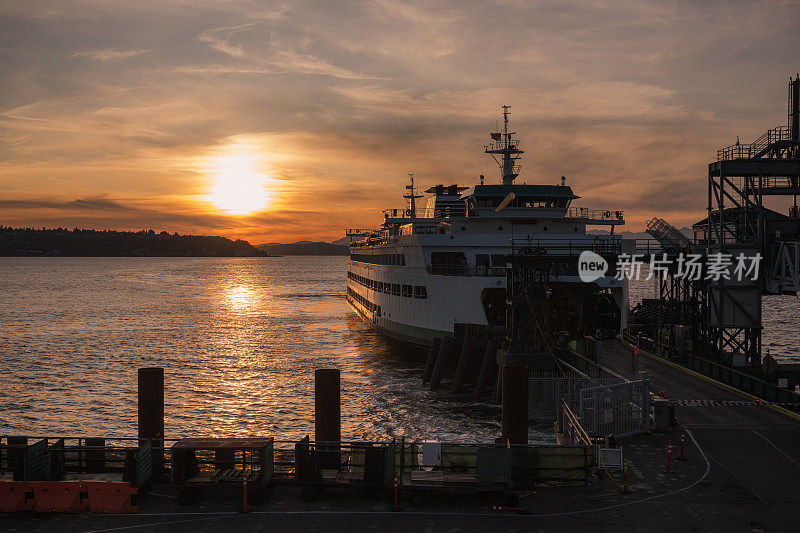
[81,481,138,513]
[0,481,33,512]
[29,481,85,512]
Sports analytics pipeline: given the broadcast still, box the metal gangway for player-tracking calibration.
[645,217,697,254]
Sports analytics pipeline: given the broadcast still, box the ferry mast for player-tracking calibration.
[404,172,423,218]
[485,105,524,185]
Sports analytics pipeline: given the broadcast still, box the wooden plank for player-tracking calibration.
[411,471,443,484]
[321,469,339,481]
[443,472,476,484]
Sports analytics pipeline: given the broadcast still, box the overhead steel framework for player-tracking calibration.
[705,76,800,365]
[642,76,800,367]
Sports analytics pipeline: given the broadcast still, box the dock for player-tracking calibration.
[2,341,799,532]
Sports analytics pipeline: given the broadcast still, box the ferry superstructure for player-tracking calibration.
[346,107,628,346]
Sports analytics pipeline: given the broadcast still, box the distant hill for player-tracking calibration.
[0,226,271,257]
[255,241,348,256]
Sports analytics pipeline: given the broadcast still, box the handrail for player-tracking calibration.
[717,126,792,161]
[561,400,592,446]
[621,330,800,408]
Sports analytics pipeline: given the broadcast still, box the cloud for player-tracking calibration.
[70,48,151,61]
[1,0,800,242]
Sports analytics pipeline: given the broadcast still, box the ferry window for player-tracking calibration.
[414,286,427,299]
[490,254,506,267]
[377,281,383,292]
[431,251,467,266]
[402,284,413,297]
[475,254,490,267]
[497,225,503,231]
[392,283,400,295]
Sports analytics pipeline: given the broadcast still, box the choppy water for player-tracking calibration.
[0,257,513,443]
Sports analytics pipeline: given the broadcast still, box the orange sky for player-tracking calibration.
[1,1,799,244]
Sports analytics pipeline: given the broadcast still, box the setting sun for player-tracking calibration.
[206,146,272,215]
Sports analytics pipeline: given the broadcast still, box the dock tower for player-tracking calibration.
[645,76,800,368]
[705,75,800,366]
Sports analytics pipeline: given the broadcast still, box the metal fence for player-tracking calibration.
[578,373,649,438]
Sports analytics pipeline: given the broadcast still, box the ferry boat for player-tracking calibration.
[346,107,628,346]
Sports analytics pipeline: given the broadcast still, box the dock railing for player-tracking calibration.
[622,330,800,410]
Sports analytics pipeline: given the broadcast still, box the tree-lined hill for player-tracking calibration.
[0,226,271,257]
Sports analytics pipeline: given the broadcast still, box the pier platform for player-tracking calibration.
[4,342,800,531]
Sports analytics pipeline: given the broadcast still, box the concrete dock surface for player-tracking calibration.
[3,340,800,532]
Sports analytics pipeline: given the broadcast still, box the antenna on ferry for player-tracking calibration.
[404,172,423,219]
[485,105,524,186]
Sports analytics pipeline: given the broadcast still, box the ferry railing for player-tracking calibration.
[567,207,624,221]
[510,238,622,256]
[484,139,520,151]
[345,228,376,236]
[382,207,439,219]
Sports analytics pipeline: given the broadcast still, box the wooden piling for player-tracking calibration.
[315,369,341,469]
[138,367,165,475]
[474,340,497,397]
[315,369,341,443]
[501,365,529,445]
[423,337,442,383]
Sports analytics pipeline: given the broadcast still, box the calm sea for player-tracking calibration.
[0,257,509,443]
[2,257,797,443]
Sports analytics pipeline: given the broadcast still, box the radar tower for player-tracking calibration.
[403,173,423,218]
[485,105,524,185]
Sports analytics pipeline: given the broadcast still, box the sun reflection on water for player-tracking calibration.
[225,285,257,311]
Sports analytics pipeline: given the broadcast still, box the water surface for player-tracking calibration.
[0,257,510,442]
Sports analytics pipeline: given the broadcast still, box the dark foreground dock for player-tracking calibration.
[3,339,800,532]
